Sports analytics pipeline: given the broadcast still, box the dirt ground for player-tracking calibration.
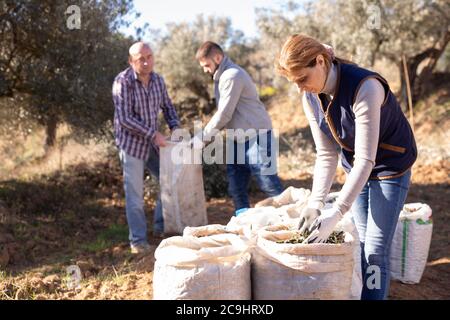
[207,163,450,300]
[0,159,448,300]
[0,90,448,300]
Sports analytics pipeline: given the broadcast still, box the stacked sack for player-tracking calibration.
[153,187,361,300]
[251,224,355,300]
[255,186,311,210]
[390,203,433,284]
[246,189,361,300]
[153,225,251,300]
[324,192,363,300]
[226,206,295,245]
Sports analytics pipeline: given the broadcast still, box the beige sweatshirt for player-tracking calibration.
[203,56,272,141]
[303,63,385,214]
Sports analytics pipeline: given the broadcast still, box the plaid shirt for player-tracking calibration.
[112,67,180,160]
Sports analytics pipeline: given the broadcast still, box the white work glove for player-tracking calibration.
[297,207,321,233]
[304,207,343,244]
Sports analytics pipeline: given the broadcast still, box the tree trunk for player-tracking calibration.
[24,114,59,166]
[399,30,450,106]
[45,114,58,151]
[398,61,408,112]
[369,36,384,67]
[413,30,450,101]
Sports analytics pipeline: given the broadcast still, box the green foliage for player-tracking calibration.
[255,0,450,101]
[202,162,228,199]
[1,0,448,147]
[0,0,135,144]
[155,15,261,122]
[256,0,449,67]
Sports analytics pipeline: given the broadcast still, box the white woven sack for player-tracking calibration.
[390,203,433,284]
[160,141,207,234]
[252,224,354,300]
[153,233,251,300]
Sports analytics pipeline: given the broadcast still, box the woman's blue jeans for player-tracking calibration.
[352,170,411,300]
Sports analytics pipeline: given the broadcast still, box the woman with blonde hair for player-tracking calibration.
[276,34,417,300]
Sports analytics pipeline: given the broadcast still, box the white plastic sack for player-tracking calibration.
[183,224,239,238]
[255,187,310,208]
[275,191,310,221]
[233,188,310,241]
[336,214,362,300]
[153,233,251,300]
[252,224,355,300]
[226,206,285,245]
[160,141,208,234]
[325,192,363,300]
[390,203,433,284]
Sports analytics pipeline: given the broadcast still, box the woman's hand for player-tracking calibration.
[297,207,321,233]
[304,207,343,244]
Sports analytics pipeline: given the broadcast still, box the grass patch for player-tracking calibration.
[82,224,128,253]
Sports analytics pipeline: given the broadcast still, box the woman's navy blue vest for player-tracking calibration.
[309,61,417,180]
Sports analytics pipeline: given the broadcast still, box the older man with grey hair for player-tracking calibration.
[112,42,180,254]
